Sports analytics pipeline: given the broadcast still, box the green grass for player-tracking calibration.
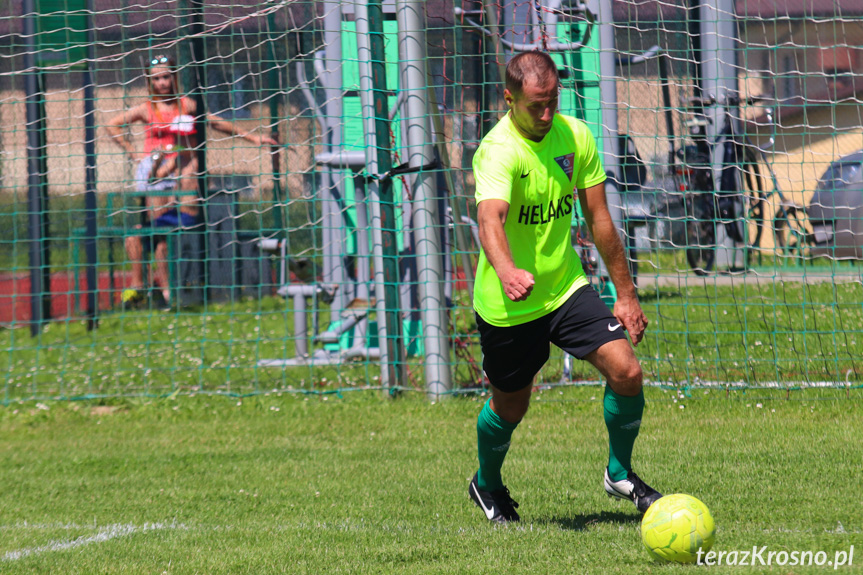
[0,387,861,574]
[3,279,863,402]
[633,281,863,386]
[1,296,383,402]
[631,243,863,275]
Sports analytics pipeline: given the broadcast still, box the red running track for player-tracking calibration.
[1,268,471,327]
[0,272,133,326]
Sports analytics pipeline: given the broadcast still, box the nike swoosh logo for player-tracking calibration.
[608,323,622,332]
[520,171,531,179]
[471,483,496,520]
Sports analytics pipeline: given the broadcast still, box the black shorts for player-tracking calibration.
[476,285,627,392]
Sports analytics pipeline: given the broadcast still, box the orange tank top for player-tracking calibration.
[144,98,196,154]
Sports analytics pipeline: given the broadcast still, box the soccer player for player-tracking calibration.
[468,51,662,523]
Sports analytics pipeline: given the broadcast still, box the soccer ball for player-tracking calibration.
[641,494,715,563]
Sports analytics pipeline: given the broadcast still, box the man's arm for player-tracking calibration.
[477,199,535,302]
[577,181,648,345]
[181,98,278,147]
[206,113,279,147]
[105,104,146,160]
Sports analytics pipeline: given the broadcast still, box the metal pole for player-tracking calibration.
[586,0,623,274]
[83,0,98,329]
[396,0,452,398]
[180,0,209,306]
[500,0,532,61]
[293,292,308,357]
[658,53,676,169]
[266,10,285,235]
[355,0,393,386]
[700,0,734,159]
[352,175,370,347]
[24,0,51,336]
[482,1,505,138]
[426,84,475,295]
[687,0,703,96]
[701,0,740,269]
[366,0,406,388]
[321,2,349,313]
[187,0,208,199]
[483,1,507,88]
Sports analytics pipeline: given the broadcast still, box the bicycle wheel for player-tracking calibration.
[746,190,767,248]
[717,141,747,245]
[743,146,767,249]
[773,204,810,259]
[686,194,716,275]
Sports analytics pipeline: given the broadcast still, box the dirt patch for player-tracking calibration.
[90,405,123,416]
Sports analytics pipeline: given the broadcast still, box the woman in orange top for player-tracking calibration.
[106,55,277,306]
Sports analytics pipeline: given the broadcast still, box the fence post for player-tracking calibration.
[24,0,51,336]
[83,0,98,328]
[396,0,452,399]
[357,0,406,390]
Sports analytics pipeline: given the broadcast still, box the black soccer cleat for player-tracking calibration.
[604,468,663,513]
[469,472,520,524]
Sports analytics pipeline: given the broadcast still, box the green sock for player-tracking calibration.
[476,398,519,492]
[603,385,645,482]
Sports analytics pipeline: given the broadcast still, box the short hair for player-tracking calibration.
[505,51,559,95]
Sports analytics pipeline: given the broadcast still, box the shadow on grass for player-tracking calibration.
[537,510,641,531]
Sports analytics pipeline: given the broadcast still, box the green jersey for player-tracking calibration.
[473,112,607,326]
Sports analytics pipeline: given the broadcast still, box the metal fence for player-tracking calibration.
[2,0,862,403]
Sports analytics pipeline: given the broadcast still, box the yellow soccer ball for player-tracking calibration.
[641,494,715,563]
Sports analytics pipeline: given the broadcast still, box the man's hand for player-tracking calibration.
[499,267,535,302]
[250,134,278,147]
[477,199,533,302]
[613,294,648,346]
[154,161,175,180]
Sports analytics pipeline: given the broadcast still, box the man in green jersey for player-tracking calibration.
[469,51,662,523]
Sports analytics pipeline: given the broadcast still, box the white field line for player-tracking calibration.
[2,521,857,555]
[2,522,185,562]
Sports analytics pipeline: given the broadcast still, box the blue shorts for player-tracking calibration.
[140,210,202,254]
[152,211,201,228]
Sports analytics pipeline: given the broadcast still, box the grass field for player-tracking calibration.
[1,387,861,574]
[3,277,863,402]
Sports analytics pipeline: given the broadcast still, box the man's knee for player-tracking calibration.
[154,241,168,259]
[490,385,532,424]
[125,236,141,254]
[610,360,643,396]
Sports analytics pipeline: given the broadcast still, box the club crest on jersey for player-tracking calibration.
[554,153,575,180]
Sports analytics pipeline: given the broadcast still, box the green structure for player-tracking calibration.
[3,1,862,403]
